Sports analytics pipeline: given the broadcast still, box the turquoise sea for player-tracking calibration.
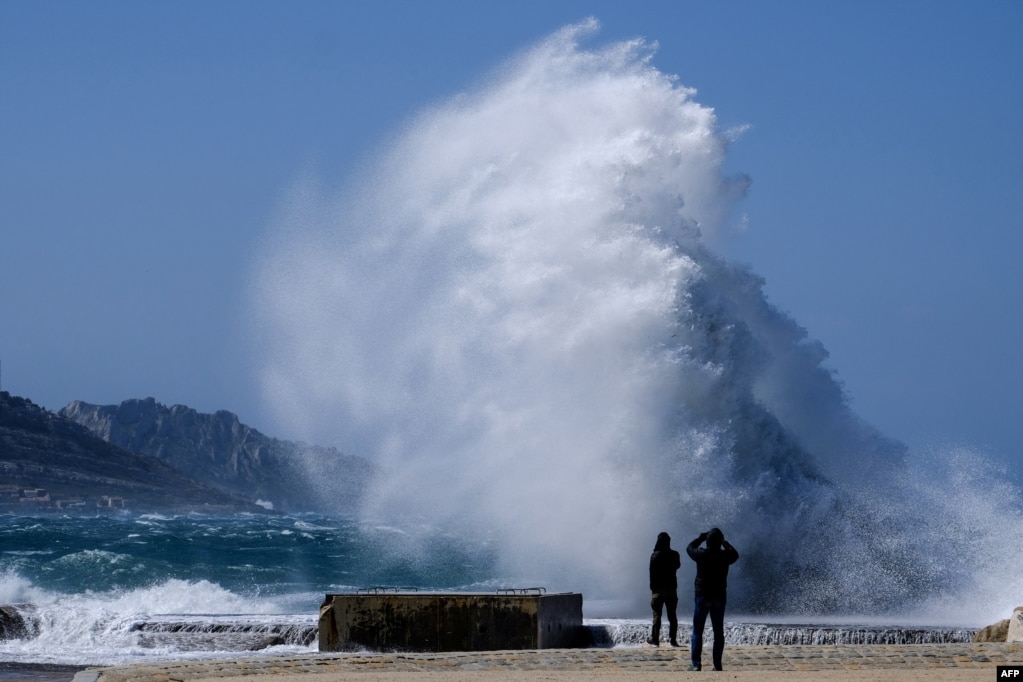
[0,511,499,666]
[0,511,980,668]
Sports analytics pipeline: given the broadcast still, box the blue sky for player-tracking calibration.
[2,1,1021,480]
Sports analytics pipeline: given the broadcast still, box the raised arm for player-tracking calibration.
[687,532,708,560]
[721,539,739,564]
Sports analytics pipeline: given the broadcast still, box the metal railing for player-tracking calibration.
[351,586,549,595]
[355,586,420,594]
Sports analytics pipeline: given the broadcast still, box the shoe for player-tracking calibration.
[713,667,722,671]
[646,637,659,646]
[670,639,679,647]
[688,664,701,671]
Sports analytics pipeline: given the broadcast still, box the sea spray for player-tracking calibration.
[251,19,1023,621]
[0,514,991,665]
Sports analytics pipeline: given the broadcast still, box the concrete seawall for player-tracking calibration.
[319,590,585,652]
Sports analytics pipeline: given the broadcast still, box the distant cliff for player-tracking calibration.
[0,391,262,512]
[60,398,371,513]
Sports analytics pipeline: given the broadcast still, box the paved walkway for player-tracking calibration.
[74,643,1023,681]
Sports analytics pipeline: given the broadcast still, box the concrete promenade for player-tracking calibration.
[73,643,1023,682]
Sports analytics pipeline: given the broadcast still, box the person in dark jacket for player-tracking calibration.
[647,531,682,646]
[686,527,739,671]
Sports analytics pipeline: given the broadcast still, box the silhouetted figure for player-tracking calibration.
[647,531,681,646]
[687,528,739,671]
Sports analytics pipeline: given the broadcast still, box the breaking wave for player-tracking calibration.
[251,19,1023,623]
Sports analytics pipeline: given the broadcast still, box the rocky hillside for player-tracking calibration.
[0,392,263,512]
[60,398,371,513]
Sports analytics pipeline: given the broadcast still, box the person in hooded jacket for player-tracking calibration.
[646,531,682,646]
[686,527,739,671]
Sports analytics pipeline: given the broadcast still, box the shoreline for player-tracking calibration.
[65,642,1023,682]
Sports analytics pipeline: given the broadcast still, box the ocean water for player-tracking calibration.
[0,511,979,667]
[0,511,503,666]
[6,18,1021,669]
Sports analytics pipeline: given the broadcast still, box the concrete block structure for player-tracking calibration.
[1009,605,1023,643]
[319,589,585,652]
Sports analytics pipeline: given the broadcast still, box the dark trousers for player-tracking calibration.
[690,595,726,670]
[649,591,678,644]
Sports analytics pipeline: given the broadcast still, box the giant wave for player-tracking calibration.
[251,19,1023,623]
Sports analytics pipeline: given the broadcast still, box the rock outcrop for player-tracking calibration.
[973,607,1023,643]
[0,604,37,640]
[1009,606,1023,643]
[60,398,371,513]
[972,618,1009,642]
[0,392,260,512]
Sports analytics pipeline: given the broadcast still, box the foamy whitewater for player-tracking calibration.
[0,514,981,667]
[4,19,1021,668]
[0,512,502,665]
[251,19,1023,622]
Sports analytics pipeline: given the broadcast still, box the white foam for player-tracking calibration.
[0,575,300,665]
[250,19,1023,624]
